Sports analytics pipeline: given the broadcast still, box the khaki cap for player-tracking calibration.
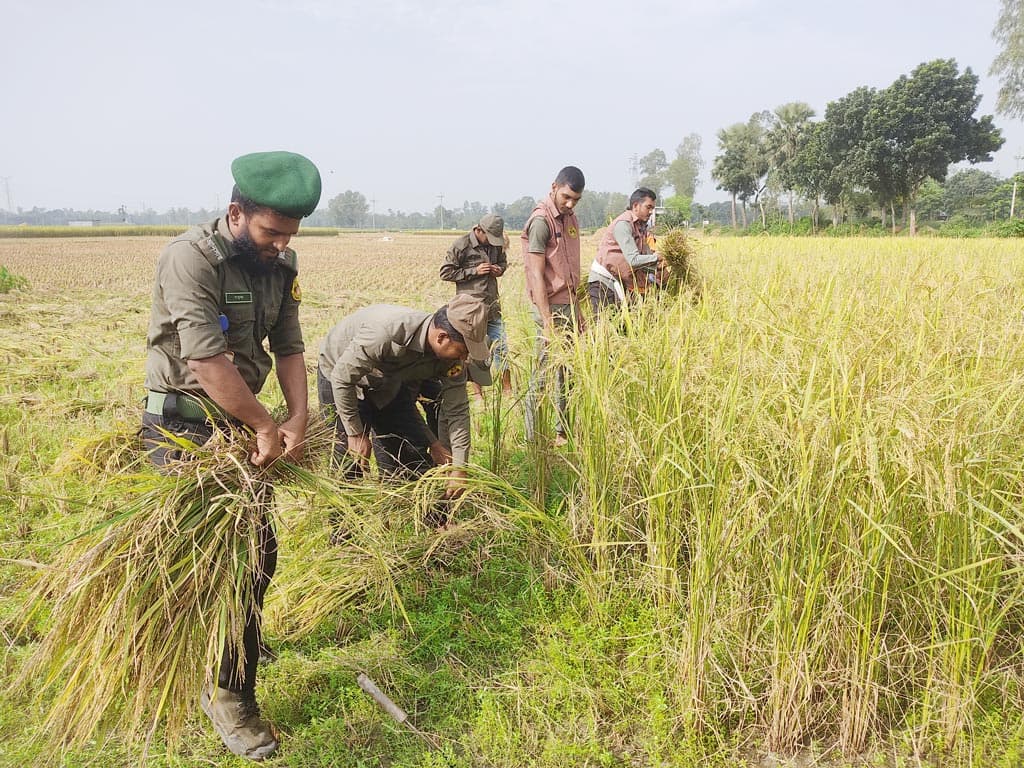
[477,213,505,246]
[446,294,490,361]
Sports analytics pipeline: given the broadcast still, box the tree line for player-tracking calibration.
[710,59,1003,235]
[324,190,635,231]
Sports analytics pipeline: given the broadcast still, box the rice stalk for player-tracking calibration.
[656,228,702,299]
[266,463,571,641]
[11,424,286,753]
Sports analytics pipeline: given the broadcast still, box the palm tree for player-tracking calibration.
[766,102,816,225]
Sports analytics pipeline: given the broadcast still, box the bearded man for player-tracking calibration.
[141,150,321,760]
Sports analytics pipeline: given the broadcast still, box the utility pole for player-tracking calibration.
[1012,153,1022,219]
[0,176,12,211]
[629,154,639,187]
[437,193,444,229]
[371,197,376,230]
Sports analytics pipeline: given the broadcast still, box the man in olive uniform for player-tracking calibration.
[142,151,321,761]
[440,214,512,397]
[317,295,490,501]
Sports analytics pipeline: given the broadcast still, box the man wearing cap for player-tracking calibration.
[317,295,490,503]
[142,151,321,760]
[587,187,663,313]
[522,166,586,444]
[439,214,512,398]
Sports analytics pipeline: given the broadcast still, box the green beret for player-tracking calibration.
[231,151,322,219]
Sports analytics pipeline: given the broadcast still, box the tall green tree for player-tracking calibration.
[766,102,815,224]
[665,133,704,200]
[943,168,1002,220]
[712,123,751,228]
[712,115,771,228]
[328,190,369,228]
[788,121,832,232]
[638,149,669,194]
[862,59,1003,234]
[991,0,1024,118]
[820,86,879,226]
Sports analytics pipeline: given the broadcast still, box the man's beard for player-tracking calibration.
[234,228,277,276]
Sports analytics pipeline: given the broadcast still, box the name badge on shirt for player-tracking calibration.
[224,291,253,304]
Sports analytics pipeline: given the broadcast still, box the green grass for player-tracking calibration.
[0,265,27,292]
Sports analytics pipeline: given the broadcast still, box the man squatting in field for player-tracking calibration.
[587,187,666,313]
[316,294,491,525]
[440,213,513,398]
[522,166,586,444]
[142,151,321,761]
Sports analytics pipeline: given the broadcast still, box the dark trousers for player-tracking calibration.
[588,281,621,315]
[316,370,433,480]
[141,411,277,695]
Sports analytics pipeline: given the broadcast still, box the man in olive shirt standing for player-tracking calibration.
[440,214,512,397]
[521,166,585,444]
[317,295,490,498]
[143,151,321,761]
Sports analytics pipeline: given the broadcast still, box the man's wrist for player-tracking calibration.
[252,415,277,434]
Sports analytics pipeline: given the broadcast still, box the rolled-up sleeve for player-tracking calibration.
[158,247,227,361]
[439,377,471,465]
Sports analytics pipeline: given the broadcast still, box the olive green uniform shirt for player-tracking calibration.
[439,230,507,320]
[318,304,471,465]
[145,217,304,396]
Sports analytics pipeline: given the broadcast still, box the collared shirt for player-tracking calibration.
[318,304,471,465]
[520,195,581,306]
[439,230,507,320]
[588,212,658,289]
[144,217,303,395]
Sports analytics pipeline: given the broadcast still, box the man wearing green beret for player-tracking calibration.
[142,150,321,760]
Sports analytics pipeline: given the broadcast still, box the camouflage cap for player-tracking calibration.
[477,213,505,246]
[446,294,490,361]
[230,151,322,219]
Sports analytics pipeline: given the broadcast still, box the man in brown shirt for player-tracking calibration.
[142,151,320,761]
[587,188,662,313]
[440,213,512,397]
[521,166,585,444]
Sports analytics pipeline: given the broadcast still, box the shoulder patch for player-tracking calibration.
[290,277,302,302]
[196,233,230,266]
[276,247,298,272]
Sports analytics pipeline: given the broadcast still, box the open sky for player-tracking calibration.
[3,0,1021,214]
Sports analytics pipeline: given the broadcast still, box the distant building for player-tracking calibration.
[68,220,96,227]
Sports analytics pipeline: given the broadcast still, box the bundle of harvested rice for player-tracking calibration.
[656,228,702,297]
[14,423,295,753]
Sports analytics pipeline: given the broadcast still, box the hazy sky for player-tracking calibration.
[3,0,1021,214]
